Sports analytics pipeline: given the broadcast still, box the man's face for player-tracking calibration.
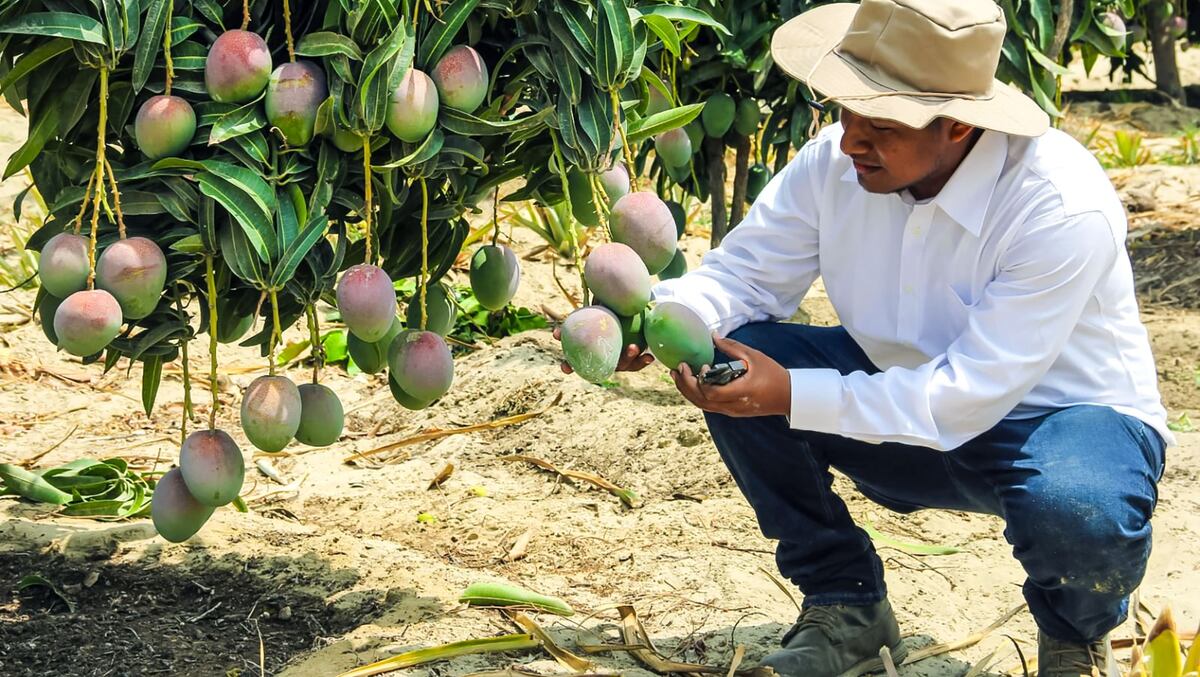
[838,109,976,198]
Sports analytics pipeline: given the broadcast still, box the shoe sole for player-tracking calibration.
[836,641,909,677]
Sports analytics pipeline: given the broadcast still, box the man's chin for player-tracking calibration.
[855,174,897,194]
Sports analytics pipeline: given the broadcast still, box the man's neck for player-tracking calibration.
[907,128,986,201]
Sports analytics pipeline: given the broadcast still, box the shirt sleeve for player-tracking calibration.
[787,209,1119,451]
[649,136,825,338]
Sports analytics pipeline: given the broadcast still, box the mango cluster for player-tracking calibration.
[560,189,713,384]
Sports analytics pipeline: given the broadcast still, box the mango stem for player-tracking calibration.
[610,88,638,193]
[419,176,429,331]
[103,157,126,239]
[282,0,295,62]
[205,255,220,429]
[268,288,281,376]
[86,68,109,291]
[362,141,373,265]
[306,304,321,384]
[163,0,174,96]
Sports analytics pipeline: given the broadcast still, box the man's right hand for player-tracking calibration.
[552,326,656,374]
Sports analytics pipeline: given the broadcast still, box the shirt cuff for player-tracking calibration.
[786,368,844,434]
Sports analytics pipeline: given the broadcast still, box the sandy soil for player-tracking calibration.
[2,58,1200,677]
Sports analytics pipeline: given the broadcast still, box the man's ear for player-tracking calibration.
[946,119,978,144]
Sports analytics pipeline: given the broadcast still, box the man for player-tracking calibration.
[559,1,1174,675]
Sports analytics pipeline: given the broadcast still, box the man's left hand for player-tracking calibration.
[671,335,791,418]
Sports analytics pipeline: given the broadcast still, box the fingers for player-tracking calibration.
[712,334,756,361]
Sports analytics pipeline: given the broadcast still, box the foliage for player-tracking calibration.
[1096,129,1154,167]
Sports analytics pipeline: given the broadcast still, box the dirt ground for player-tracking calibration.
[2,54,1200,677]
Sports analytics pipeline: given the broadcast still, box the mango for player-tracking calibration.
[469,244,520,311]
[39,232,90,298]
[151,467,215,543]
[598,163,630,204]
[665,200,687,239]
[406,280,456,336]
[658,248,688,281]
[567,168,601,227]
[38,292,62,345]
[431,45,488,113]
[240,375,302,453]
[560,306,622,384]
[134,95,196,159]
[387,68,439,143]
[609,192,677,275]
[388,370,433,411]
[733,98,761,136]
[619,310,647,351]
[747,163,773,202]
[644,301,714,373]
[583,242,650,316]
[179,428,244,507]
[205,30,271,104]
[685,119,704,153]
[336,263,397,342]
[54,289,122,357]
[217,307,254,345]
[295,383,344,447]
[644,85,670,116]
[95,236,167,320]
[702,93,735,138]
[1169,16,1187,39]
[265,60,327,147]
[347,315,401,374]
[655,127,692,169]
[388,330,454,403]
[332,127,363,152]
[1100,12,1127,52]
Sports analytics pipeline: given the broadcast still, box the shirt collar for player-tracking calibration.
[839,129,1009,238]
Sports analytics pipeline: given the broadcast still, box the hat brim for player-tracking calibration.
[771,4,1049,137]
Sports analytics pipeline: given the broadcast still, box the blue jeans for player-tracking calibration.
[705,323,1166,643]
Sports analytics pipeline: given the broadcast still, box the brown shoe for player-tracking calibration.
[756,598,907,677]
[1037,631,1116,677]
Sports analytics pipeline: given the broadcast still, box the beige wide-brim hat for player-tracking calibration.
[772,0,1050,137]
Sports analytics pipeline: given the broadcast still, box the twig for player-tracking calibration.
[20,424,78,467]
[189,601,223,622]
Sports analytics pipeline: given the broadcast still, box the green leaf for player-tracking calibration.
[594,0,630,90]
[439,106,553,137]
[295,31,363,60]
[196,173,275,263]
[0,463,73,504]
[0,39,70,95]
[358,18,409,123]
[16,574,76,611]
[277,186,299,246]
[219,216,266,286]
[141,355,163,416]
[209,96,267,145]
[4,102,58,179]
[270,213,329,289]
[556,2,595,59]
[102,0,124,55]
[440,135,486,168]
[1025,38,1069,76]
[861,522,961,556]
[416,0,480,69]
[192,0,225,30]
[1030,0,1054,51]
[0,12,108,45]
[371,129,444,170]
[626,103,704,144]
[641,15,680,59]
[170,234,205,253]
[637,5,730,37]
[132,0,168,92]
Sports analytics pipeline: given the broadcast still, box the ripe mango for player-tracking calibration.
[205,30,271,103]
[265,61,327,147]
[39,232,90,298]
[240,375,302,453]
[95,236,167,320]
[561,306,623,384]
[609,192,677,275]
[387,68,439,143]
[431,45,488,113]
[179,428,244,507]
[151,467,215,543]
[388,330,454,403]
[54,289,122,357]
[336,264,398,342]
[134,95,196,159]
[655,127,692,169]
[583,242,651,317]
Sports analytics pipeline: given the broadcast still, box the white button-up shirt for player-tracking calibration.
[652,123,1174,451]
